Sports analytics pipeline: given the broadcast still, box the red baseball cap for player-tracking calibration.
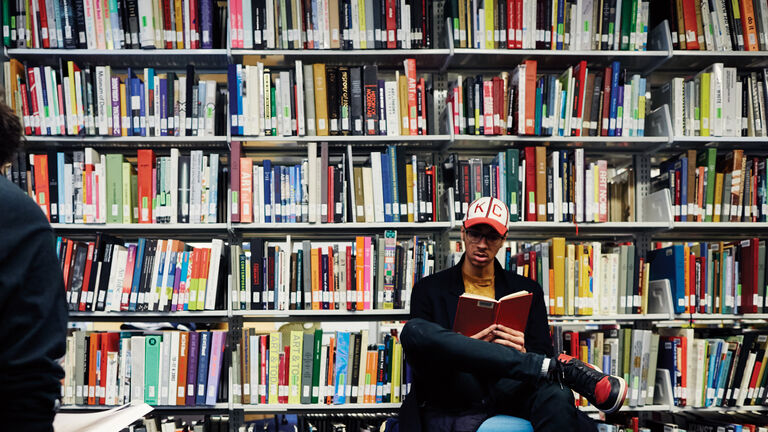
[463,197,509,236]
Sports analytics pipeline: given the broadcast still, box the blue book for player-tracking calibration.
[195,331,211,406]
[558,88,567,137]
[131,78,141,135]
[200,0,213,48]
[129,238,146,311]
[534,78,543,136]
[388,146,400,221]
[616,81,624,136]
[648,245,686,314]
[125,68,133,136]
[705,340,721,406]
[608,62,620,136]
[227,65,239,136]
[294,165,302,222]
[714,350,733,406]
[334,332,350,404]
[146,68,155,135]
[180,251,191,311]
[556,0,564,50]
[159,78,168,136]
[138,80,146,136]
[678,157,688,221]
[274,165,282,223]
[263,160,272,222]
[38,68,50,135]
[289,165,296,223]
[281,166,288,222]
[236,65,244,135]
[380,152,391,222]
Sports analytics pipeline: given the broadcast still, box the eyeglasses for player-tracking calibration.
[464,228,505,245]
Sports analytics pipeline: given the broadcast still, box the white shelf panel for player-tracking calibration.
[451,135,666,143]
[233,222,451,230]
[233,49,450,56]
[237,135,450,142]
[579,404,671,413]
[8,48,228,56]
[235,403,401,412]
[549,314,672,323]
[59,403,229,411]
[69,311,228,321]
[233,309,409,321]
[25,135,227,143]
[671,136,768,143]
[669,405,768,413]
[452,49,668,57]
[671,222,768,230]
[51,223,228,231]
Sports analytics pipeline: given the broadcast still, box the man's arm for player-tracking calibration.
[0,225,67,431]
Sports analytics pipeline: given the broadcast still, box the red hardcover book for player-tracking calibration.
[386,0,397,48]
[79,242,95,311]
[452,291,533,336]
[33,154,50,220]
[483,80,493,135]
[515,0,523,48]
[87,333,99,405]
[120,245,136,311]
[524,147,536,221]
[26,68,42,135]
[327,246,335,310]
[20,82,32,136]
[523,60,537,135]
[279,346,289,403]
[506,0,515,49]
[681,0,700,50]
[38,0,50,48]
[260,335,268,403]
[404,59,418,135]
[137,149,155,223]
[327,166,334,223]
[189,0,199,49]
[163,0,174,48]
[62,238,74,292]
[698,256,706,313]
[739,0,759,51]
[177,331,189,405]
[492,77,502,135]
[600,67,612,136]
[571,61,587,137]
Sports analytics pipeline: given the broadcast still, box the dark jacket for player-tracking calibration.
[399,254,554,432]
[0,176,68,431]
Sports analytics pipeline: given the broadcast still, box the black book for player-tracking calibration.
[124,0,140,48]
[339,67,350,135]
[589,72,602,136]
[481,163,490,197]
[372,0,381,49]
[252,0,261,48]
[94,241,114,311]
[10,155,20,187]
[289,69,297,135]
[362,65,378,135]
[742,74,749,136]
[284,0,293,48]
[60,0,76,48]
[341,0,352,49]
[16,0,25,47]
[349,333,360,402]
[132,238,151,311]
[350,67,363,135]
[416,78,424,135]
[115,0,128,48]
[417,159,427,222]
[67,242,87,311]
[726,333,758,406]
[395,0,402,48]
[377,79,386,135]
[724,0,741,51]
[327,67,340,135]
[185,65,196,136]
[465,77,474,135]
[250,238,264,310]
[47,151,59,223]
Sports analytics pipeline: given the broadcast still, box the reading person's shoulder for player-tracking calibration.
[0,176,49,228]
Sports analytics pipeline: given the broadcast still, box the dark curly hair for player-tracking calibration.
[0,102,23,167]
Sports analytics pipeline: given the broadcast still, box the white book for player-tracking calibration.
[346,145,357,222]
[97,155,106,223]
[253,164,262,223]
[574,148,584,223]
[105,351,118,405]
[153,75,161,136]
[585,164,594,222]
[370,152,385,222]
[613,0,622,50]
[146,239,165,310]
[209,153,219,222]
[350,0,360,48]
[167,332,180,406]
[249,334,259,404]
[265,0,275,48]
[205,80,216,136]
[63,163,74,223]
[296,61,306,136]
[385,80,400,136]
[204,239,225,310]
[84,0,96,49]
[308,143,319,222]
[242,0,253,48]
[280,71,292,136]
[189,150,202,223]
[158,336,171,406]
[105,245,127,311]
[362,166,375,222]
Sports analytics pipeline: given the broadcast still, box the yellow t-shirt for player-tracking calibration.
[462,268,495,299]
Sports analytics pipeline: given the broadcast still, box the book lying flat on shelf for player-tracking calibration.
[452,291,532,336]
[53,403,153,432]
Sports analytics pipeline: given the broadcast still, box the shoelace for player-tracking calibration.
[560,360,601,400]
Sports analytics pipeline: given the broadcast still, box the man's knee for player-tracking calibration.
[534,381,576,408]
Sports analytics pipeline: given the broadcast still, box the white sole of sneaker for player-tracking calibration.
[602,376,628,414]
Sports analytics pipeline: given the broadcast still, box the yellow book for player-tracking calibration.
[268,332,282,404]
[398,74,409,135]
[313,64,329,136]
[405,164,414,222]
[576,245,585,315]
[699,72,711,136]
[119,83,127,136]
[391,341,402,402]
[174,0,184,48]
[357,0,367,49]
[67,61,78,135]
[457,0,466,47]
[288,331,303,404]
[582,244,594,316]
[551,237,566,315]
[153,0,163,48]
[484,0,494,49]
[684,244,691,312]
[566,243,576,316]
[311,248,321,309]
[713,172,724,222]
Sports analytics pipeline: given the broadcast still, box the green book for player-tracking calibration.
[130,171,139,223]
[620,0,634,50]
[144,335,162,405]
[105,154,123,223]
[506,149,519,222]
[622,328,633,383]
[300,332,315,404]
[311,328,322,404]
[2,0,10,47]
[698,148,717,222]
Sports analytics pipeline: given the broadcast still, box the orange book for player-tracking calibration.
[404,59,418,135]
[137,149,155,223]
[240,157,253,223]
[197,247,211,310]
[33,154,50,220]
[549,268,555,315]
[452,291,533,336]
[326,337,336,404]
[87,333,99,405]
[523,60,537,135]
[177,331,189,405]
[366,350,375,404]
[355,237,365,311]
[174,0,184,48]
[740,0,759,51]
[311,248,320,310]
[683,244,690,313]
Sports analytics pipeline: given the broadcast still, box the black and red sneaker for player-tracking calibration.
[552,353,627,413]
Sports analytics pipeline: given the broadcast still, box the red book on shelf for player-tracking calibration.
[230,141,241,223]
[741,238,760,313]
[523,60,537,135]
[452,291,533,337]
[87,333,99,405]
[681,0,700,50]
[571,61,587,137]
[33,154,50,220]
[506,0,515,49]
[386,0,397,48]
[38,0,50,48]
[62,238,74,292]
[137,149,155,223]
[600,67,612,136]
[524,147,536,221]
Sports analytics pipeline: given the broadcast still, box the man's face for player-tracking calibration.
[461,223,507,269]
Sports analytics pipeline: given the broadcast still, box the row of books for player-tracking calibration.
[228,59,429,137]
[653,149,768,223]
[624,419,768,432]
[61,330,227,407]
[231,329,411,405]
[444,148,635,224]
[231,232,434,311]
[448,0,650,51]
[10,149,225,224]
[5,61,223,137]
[228,0,434,49]
[654,64,768,138]
[124,416,230,432]
[2,0,228,49]
[448,61,647,138]
[648,239,768,315]
[657,0,768,51]
[57,235,226,312]
[232,143,439,224]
